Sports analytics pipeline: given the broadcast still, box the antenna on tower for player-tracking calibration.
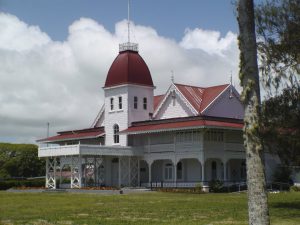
[127,0,130,43]
[119,0,138,52]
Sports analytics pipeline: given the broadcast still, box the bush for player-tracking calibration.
[209,180,224,193]
[0,179,45,190]
[290,185,300,192]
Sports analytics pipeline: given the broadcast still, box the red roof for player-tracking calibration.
[37,127,105,143]
[104,50,154,88]
[154,95,164,111]
[175,83,229,113]
[121,118,243,134]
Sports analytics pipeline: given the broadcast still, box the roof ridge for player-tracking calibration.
[174,82,230,89]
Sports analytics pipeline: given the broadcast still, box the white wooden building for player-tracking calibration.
[37,42,278,189]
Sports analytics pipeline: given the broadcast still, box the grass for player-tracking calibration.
[0,191,300,225]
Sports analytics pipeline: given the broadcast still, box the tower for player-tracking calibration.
[103,43,154,146]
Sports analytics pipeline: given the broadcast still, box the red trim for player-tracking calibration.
[37,127,105,142]
[122,119,243,134]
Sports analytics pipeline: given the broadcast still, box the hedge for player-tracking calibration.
[0,179,45,190]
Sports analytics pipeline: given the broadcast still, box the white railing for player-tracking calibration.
[225,143,244,152]
[119,42,138,52]
[38,144,144,157]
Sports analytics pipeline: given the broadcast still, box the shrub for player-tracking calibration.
[209,180,224,193]
[290,185,300,192]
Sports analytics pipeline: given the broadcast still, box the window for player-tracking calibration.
[118,96,122,109]
[143,97,147,110]
[110,98,114,111]
[164,163,173,180]
[113,124,119,144]
[177,161,183,180]
[134,96,138,109]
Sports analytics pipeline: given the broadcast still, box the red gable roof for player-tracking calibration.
[154,95,164,111]
[37,127,105,143]
[104,50,154,88]
[174,83,230,114]
[121,117,243,134]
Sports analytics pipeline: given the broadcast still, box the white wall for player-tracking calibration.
[155,92,194,119]
[104,86,129,146]
[203,89,244,119]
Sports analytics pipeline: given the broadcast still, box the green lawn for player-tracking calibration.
[0,191,300,225]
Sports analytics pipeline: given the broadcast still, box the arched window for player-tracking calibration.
[113,124,119,144]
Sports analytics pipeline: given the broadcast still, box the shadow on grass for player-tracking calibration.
[271,202,300,210]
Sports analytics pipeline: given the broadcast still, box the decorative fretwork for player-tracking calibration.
[95,157,105,185]
[130,157,139,187]
[46,158,57,189]
[71,156,82,189]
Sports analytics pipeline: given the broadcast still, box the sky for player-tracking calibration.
[0,0,246,143]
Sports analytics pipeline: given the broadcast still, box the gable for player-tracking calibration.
[202,87,244,119]
[154,91,195,120]
[92,105,105,127]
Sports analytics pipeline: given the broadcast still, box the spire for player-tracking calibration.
[119,0,138,52]
[171,70,175,83]
[127,0,130,43]
[229,71,233,99]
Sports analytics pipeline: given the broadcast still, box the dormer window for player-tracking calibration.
[110,98,114,111]
[134,96,138,109]
[113,124,119,144]
[143,97,147,110]
[118,96,122,109]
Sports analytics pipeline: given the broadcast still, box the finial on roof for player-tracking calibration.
[229,71,233,99]
[171,70,175,83]
[119,0,139,52]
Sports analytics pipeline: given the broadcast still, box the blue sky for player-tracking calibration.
[1,0,238,42]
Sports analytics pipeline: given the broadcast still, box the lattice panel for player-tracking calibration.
[130,157,139,187]
[46,158,57,189]
[71,157,82,188]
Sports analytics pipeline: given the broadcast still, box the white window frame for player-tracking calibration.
[163,162,173,181]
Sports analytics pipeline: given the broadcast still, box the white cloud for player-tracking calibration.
[0,13,240,143]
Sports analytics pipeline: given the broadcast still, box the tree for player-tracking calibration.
[0,143,45,179]
[237,0,270,224]
[255,0,300,93]
[262,87,300,166]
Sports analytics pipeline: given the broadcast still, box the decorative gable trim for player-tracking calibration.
[91,104,105,127]
[153,83,198,118]
[200,84,230,114]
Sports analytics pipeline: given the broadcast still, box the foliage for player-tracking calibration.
[0,143,45,179]
[255,0,300,92]
[261,87,300,166]
[290,185,300,192]
[0,192,300,224]
[0,179,45,190]
[209,179,224,193]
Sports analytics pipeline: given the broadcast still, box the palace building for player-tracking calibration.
[37,41,278,189]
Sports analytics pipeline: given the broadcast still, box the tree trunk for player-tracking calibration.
[237,0,270,225]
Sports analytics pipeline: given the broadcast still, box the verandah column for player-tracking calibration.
[223,160,227,182]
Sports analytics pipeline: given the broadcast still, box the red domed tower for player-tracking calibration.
[104,42,155,146]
